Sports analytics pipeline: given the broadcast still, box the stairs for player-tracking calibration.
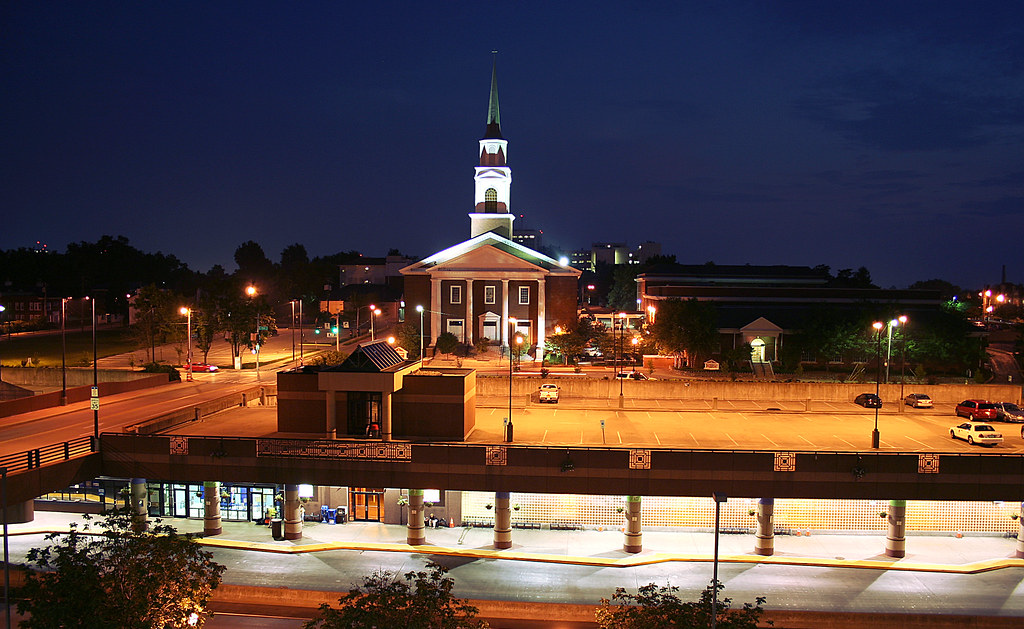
[750,360,774,380]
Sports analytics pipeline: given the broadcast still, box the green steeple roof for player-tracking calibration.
[484,53,503,139]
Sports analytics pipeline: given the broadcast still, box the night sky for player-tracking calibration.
[3,2,1022,290]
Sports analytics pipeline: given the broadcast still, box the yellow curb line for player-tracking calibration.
[16,528,1024,574]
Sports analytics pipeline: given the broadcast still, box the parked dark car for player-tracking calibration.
[854,393,882,408]
[954,399,997,420]
[993,402,1024,423]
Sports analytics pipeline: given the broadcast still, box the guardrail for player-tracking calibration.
[0,436,95,474]
[123,385,276,435]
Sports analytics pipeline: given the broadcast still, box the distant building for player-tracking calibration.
[339,254,415,289]
[401,59,580,357]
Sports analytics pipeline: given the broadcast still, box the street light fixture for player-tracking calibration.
[246,286,261,381]
[0,304,5,381]
[180,307,193,382]
[60,297,70,405]
[872,321,883,449]
[507,317,517,443]
[370,306,381,341]
[898,315,909,401]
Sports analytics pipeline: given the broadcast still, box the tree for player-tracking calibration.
[435,332,459,357]
[393,322,422,359]
[651,298,719,365]
[303,562,487,629]
[16,507,225,628]
[606,265,638,311]
[596,582,770,629]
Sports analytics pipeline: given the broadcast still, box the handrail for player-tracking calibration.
[0,435,95,474]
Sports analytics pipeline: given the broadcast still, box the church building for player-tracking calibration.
[401,60,580,358]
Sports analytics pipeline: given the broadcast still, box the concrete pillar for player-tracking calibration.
[382,393,392,442]
[0,499,35,525]
[494,491,512,549]
[466,279,474,344]
[536,279,546,363]
[885,499,907,558]
[130,478,148,532]
[283,484,302,540]
[431,279,442,347]
[407,489,426,546]
[203,481,222,536]
[501,279,510,349]
[1015,501,1024,559]
[623,495,642,553]
[754,498,775,556]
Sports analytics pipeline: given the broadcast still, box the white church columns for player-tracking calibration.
[501,279,510,348]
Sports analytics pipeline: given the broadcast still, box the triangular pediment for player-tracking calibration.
[401,232,580,276]
[740,317,783,333]
[435,244,546,272]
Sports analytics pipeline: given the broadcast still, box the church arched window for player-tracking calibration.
[485,188,497,213]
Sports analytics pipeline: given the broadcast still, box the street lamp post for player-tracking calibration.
[416,305,425,361]
[0,304,5,382]
[90,297,98,442]
[61,297,69,405]
[180,307,193,382]
[2,466,10,629]
[246,286,260,381]
[507,317,517,442]
[370,307,381,341]
[898,315,909,402]
[711,491,728,629]
[872,321,883,449]
[290,300,296,365]
[617,312,626,408]
[298,299,304,366]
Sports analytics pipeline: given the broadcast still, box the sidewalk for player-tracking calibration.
[11,510,1023,576]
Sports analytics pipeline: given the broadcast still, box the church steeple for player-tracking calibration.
[471,53,514,239]
[484,53,503,140]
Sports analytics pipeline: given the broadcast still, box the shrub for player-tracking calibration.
[141,362,182,382]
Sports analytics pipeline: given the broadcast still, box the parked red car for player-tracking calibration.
[954,399,997,420]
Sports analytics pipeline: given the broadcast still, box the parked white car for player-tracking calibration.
[903,393,933,408]
[538,383,560,403]
[950,422,1003,446]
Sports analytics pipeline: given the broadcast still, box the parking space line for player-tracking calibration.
[541,430,548,443]
[689,432,699,445]
[579,430,584,444]
[833,435,857,449]
[725,433,738,446]
[798,435,817,448]
[761,434,780,448]
[653,432,661,445]
[904,436,933,449]
[617,431,622,444]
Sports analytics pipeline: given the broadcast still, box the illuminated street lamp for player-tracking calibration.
[898,315,910,402]
[0,304,5,381]
[370,306,381,341]
[617,312,627,408]
[179,307,193,382]
[884,316,906,384]
[507,317,517,443]
[872,321,883,449]
[289,300,297,365]
[245,286,261,381]
[87,296,98,442]
[60,297,70,405]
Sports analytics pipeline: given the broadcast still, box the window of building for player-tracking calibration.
[484,285,496,304]
[450,285,462,304]
[518,286,530,305]
[485,188,497,212]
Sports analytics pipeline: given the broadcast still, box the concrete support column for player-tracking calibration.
[1016,501,1024,559]
[407,489,426,546]
[130,478,148,532]
[494,491,512,549]
[501,279,510,348]
[430,279,442,346]
[466,279,474,344]
[381,393,392,442]
[325,390,336,433]
[536,279,546,363]
[623,495,642,553]
[283,484,302,540]
[203,481,222,536]
[754,498,775,556]
[885,499,907,558]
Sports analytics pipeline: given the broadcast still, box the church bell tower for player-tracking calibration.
[469,54,515,239]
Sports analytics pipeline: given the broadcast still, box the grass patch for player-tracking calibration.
[0,327,141,368]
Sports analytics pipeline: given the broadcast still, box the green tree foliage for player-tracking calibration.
[303,562,487,629]
[307,350,348,366]
[393,322,422,359]
[16,507,225,628]
[131,284,180,362]
[606,265,639,311]
[595,583,770,629]
[435,332,459,357]
[651,298,719,364]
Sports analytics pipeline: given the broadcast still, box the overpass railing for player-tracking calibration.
[0,436,95,474]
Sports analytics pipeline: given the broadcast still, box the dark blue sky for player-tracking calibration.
[3,2,1022,290]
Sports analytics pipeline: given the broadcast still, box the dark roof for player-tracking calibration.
[323,283,403,302]
[641,263,830,285]
[333,340,408,372]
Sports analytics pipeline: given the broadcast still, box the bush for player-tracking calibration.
[141,362,181,382]
[307,351,348,367]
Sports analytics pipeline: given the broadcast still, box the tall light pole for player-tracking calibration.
[872,321,883,449]
[0,304,5,381]
[90,297,99,443]
[335,312,341,351]
[898,315,909,402]
[60,297,69,406]
[370,306,381,341]
[2,466,10,629]
[416,305,425,361]
[298,299,304,366]
[180,307,193,382]
[711,491,727,629]
[618,312,626,408]
[507,317,517,442]
[246,286,260,381]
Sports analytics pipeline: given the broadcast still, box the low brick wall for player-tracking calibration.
[0,374,171,419]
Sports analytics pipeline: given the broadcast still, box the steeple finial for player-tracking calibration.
[484,51,503,139]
